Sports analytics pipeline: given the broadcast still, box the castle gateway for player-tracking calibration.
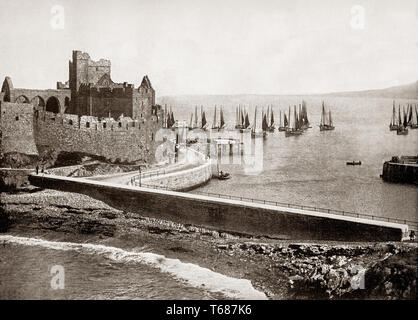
[0,50,163,163]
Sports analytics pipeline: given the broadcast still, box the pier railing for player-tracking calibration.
[192,190,418,232]
[129,183,418,232]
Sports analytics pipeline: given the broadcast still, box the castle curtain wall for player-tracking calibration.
[0,102,38,155]
[0,50,162,163]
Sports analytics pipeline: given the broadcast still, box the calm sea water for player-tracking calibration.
[160,96,418,223]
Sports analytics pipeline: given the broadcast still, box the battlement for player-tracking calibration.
[37,110,136,131]
[34,107,162,132]
[73,51,111,66]
[57,81,69,89]
[78,83,135,96]
[32,106,162,162]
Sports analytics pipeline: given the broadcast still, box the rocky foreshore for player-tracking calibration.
[0,186,416,300]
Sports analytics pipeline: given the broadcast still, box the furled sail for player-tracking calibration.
[220,106,225,128]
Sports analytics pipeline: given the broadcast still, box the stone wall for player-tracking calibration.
[10,88,70,114]
[46,164,86,176]
[141,161,212,191]
[77,84,134,119]
[0,102,38,155]
[29,174,406,242]
[381,161,418,184]
[0,169,33,190]
[33,109,162,163]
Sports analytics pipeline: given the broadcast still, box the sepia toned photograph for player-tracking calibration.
[0,0,417,307]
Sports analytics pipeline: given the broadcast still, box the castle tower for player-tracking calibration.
[133,75,155,120]
[69,50,111,115]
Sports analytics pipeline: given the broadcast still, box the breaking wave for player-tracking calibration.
[0,235,267,300]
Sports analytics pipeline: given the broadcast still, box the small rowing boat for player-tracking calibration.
[346,161,362,166]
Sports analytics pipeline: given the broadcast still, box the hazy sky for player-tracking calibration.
[0,0,417,95]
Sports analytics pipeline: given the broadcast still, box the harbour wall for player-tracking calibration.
[140,161,212,191]
[138,148,212,191]
[381,161,418,184]
[28,174,406,242]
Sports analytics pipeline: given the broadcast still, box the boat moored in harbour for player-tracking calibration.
[346,161,362,166]
[319,101,335,131]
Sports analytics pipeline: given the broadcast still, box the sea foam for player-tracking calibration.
[0,235,267,300]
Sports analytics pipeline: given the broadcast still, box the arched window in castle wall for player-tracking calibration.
[15,95,30,103]
[31,96,45,115]
[46,96,61,113]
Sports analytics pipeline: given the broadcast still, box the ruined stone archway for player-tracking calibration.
[46,96,61,113]
[1,77,13,102]
[31,96,46,108]
[15,95,30,103]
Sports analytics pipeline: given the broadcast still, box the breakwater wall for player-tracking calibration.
[137,148,212,191]
[28,174,407,241]
[381,161,418,184]
[140,161,212,191]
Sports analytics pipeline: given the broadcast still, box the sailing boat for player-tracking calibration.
[188,112,193,130]
[319,101,335,131]
[300,101,311,129]
[235,105,245,130]
[235,106,240,129]
[193,106,198,129]
[219,106,226,130]
[244,111,250,130]
[201,106,208,130]
[406,103,415,127]
[268,105,275,132]
[261,107,269,134]
[285,105,303,136]
[251,106,266,138]
[241,107,246,129]
[278,110,287,131]
[396,104,408,135]
[166,106,175,129]
[187,105,199,130]
[412,104,418,129]
[212,105,219,130]
[389,101,398,131]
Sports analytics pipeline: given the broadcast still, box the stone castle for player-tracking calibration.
[0,50,163,163]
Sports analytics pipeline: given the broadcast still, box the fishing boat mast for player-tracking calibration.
[252,106,257,134]
[220,106,225,129]
[194,106,198,128]
[329,110,333,127]
[212,105,217,129]
[201,109,207,129]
